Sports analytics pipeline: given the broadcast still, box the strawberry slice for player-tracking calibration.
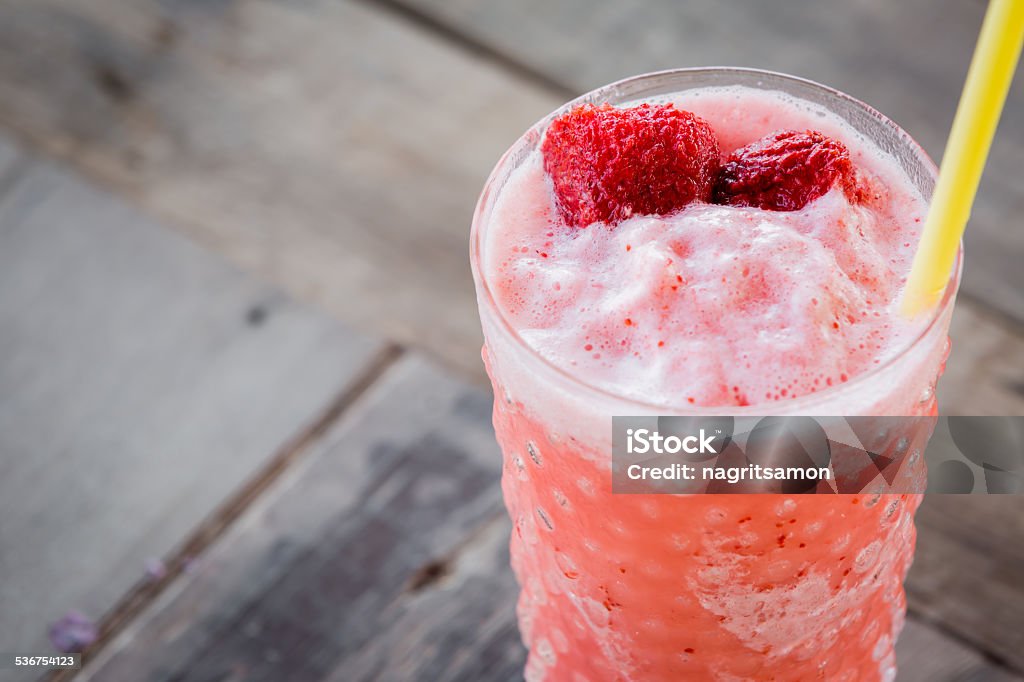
[541,103,720,228]
[713,130,860,211]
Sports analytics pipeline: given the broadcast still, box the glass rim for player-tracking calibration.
[470,67,963,415]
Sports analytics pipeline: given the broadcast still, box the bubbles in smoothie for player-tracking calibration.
[484,86,928,409]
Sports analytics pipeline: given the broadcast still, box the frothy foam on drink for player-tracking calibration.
[483,87,928,408]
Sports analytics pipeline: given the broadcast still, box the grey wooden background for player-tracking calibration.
[0,0,1020,681]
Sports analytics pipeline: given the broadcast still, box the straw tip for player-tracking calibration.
[899,287,941,319]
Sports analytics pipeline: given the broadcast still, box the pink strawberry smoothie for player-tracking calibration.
[472,74,960,682]
[484,86,929,409]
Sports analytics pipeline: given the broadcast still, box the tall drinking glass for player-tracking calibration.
[471,69,962,681]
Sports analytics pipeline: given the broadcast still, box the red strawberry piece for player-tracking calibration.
[713,130,860,211]
[541,103,720,228]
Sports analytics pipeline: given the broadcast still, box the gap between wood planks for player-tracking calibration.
[353,0,575,99]
[45,343,404,682]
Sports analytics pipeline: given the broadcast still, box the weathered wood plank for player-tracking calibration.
[910,495,1024,674]
[393,0,1024,324]
[81,356,513,681]
[82,353,1024,681]
[0,132,23,179]
[897,618,1022,682]
[0,158,385,667]
[329,516,524,682]
[940,304,1024,416]
[0,0,559,383]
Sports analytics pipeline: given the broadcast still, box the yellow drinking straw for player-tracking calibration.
[902,0,1024,317]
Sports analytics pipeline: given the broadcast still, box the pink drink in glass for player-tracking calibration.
[471,69,960,681]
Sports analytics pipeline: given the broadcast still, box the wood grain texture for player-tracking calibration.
[911,495,1024,673]
[81,355,517,681]
[0,0,559,383]
[0,132,24,178]
[330,516,524,682]
[940,304,1024,416]
[897,618,1022,682]
[0,158,383,668]
[82,356,1023,681]
[392,0,1024,324]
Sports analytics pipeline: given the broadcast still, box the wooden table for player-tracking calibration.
[0,1,1021,680]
